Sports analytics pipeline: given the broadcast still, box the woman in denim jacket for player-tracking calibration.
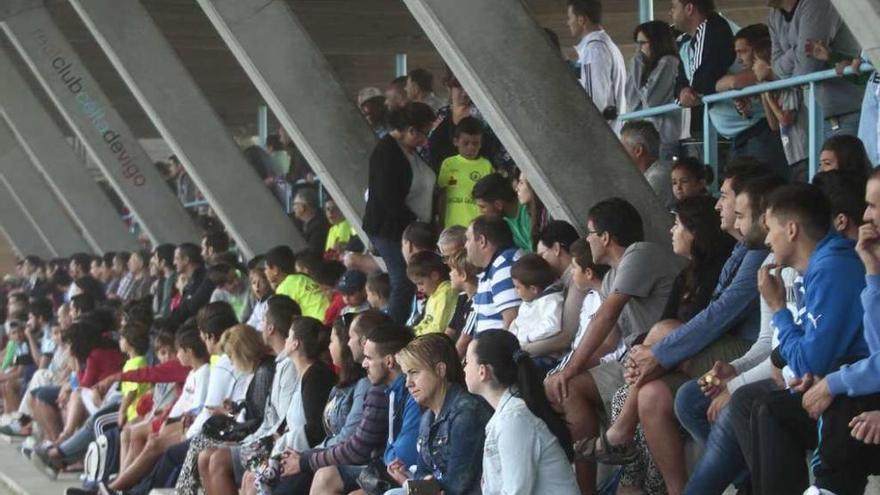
[465,329,579,495]
[385,333,491,495]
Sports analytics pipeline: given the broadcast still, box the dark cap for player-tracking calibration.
[336,270,367,294]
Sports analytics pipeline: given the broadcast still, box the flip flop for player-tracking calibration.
[574,429,639,465]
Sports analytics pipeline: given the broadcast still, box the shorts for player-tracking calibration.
[337,464,366,493]
[31,384,61,404]
[587,359,625,419]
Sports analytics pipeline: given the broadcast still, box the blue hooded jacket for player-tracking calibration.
[827,275,880,396]
[773,232,867,377]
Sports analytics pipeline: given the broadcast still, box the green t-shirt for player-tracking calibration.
[437,154,494,228]
[276,273,330,320]
[2,341,17,370]
[505,203,533,252]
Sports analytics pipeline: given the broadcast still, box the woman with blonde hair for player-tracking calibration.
[385,333,492,495]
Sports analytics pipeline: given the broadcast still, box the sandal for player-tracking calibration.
[574,429,639,465]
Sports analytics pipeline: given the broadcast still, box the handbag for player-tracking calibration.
[356,460,397,495]
[202,414,252,443]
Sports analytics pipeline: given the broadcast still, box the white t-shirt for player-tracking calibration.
[188,354,253,438]
[509,290,564,346]
[169,363,210,419]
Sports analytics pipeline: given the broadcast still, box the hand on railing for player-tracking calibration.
[678,87,701,108]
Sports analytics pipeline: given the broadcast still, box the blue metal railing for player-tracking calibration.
[620,62,875,181]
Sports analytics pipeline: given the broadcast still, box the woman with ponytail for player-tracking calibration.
[464,329,579,494]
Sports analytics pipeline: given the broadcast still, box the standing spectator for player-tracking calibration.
[437,117,495,229]
[405,69,444,112]
[384,76,409,111]
[627,20,683,159]
[466,216,523,333]
[473,173,532,252]
[363,102,436,324]
[769,0,864,139]
[360,95,389,138]
[515,173,549,251]
[116,251,154,303]
[566,0,627,131]
[292,188,330,255]
[265,133,291,178]
[859,69,880,166]
[673,0,786,168]
[621,120,675,208]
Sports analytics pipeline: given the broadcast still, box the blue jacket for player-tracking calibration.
[774,232,867,377]
[653,243,766,369]
[413,384,492,495]
[383,373,422,467]
[827,275,880,396]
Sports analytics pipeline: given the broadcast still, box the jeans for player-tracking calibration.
[824,111,861,140]
[730,120,789,180]
[676,380,749,495]
[128,439,191,495]
[728,380,780,480]
[371,235,414,324]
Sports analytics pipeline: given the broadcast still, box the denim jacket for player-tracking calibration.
[414,383,492,495]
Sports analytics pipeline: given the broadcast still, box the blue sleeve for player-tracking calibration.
[436,406,489,495]
[775,262,866,377]
[653,250,762,369]
[827,275,880,396]
[384,394,422,468]
[333,380,370,445]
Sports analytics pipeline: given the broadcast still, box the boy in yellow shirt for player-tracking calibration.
[117,323,150,426]
[437,117,494,229]
[406,251,458,337]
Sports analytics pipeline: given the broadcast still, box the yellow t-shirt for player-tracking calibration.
[276,274,330,320]
[120,355,149,421]
[438,155,494,228]
[413,280,458,336]
[325,221,355,252]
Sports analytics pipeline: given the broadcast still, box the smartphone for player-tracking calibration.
[404,479,442,495]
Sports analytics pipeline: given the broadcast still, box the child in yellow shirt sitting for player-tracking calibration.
[406,251,458,337]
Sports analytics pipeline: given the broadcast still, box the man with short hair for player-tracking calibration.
[566,0,626,131]
[152,244,177,319]
[67,253,92,302]
[167,243,214,326]
[466,216,523,333]
[384,76,408,111]
[201,231,230,262]
[472,173,532,252]
[621,120,675,208]
[264,245,329,321]
[769,0,864,138]
[292,188,330,254]
[405,68,444,112]
[544,197,684,493]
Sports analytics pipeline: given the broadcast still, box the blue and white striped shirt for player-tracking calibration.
[474,247,523,333]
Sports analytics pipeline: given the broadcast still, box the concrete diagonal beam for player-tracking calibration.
[0,179,55,258]
[66,0,306,259]
[0,48,139,254]
[401,0,671,242]
[830,0,880,69]
[196,0,372,243]
[0,117,91,256]
[0,6,201,246]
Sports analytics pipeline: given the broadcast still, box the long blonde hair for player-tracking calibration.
[221,324,272,371]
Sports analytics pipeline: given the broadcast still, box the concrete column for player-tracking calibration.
[66,0,306,259]
[0,7,201,246]
[196,0,371,242]
[830,0,880,69]
[0,49,139,253]
[0,118,91,255]
[401,0,670,242]
[0,180,55,258]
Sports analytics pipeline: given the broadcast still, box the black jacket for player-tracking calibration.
[167,264,215,326]
[363,134,416,240]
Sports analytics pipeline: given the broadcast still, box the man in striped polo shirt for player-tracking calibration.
[465,216,524,334]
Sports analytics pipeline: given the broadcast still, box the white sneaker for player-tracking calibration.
[804,486,838,495]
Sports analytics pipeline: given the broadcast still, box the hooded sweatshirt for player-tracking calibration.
[773,232,867,377]
[826,275,880,397]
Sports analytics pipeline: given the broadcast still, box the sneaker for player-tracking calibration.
[31,446,62,480]
[19,435,37,459]
[97,482,119,495]
[0,420,30,436]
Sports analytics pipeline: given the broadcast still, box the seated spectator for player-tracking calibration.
[265,245,329,321]
[473,173,532,252]
[437,117,495,229]
[68,253,95,301]
[363,102,436,324]
[405,68,444,112]
[151,244,177,319]
[116,251,153,303]
[245,263,273,331]
[543,198,685,493]
[0,319,36,417]
[401,222,438,327]
[365,272,390,313]
[446,250,479,358]
[116,324,151,427]
[465,329,579,494]
[336,270,370,317]
[294,250,324,281]
[293,188,331,255]
[734,183,868,494]
[509,255,564,350]
[89,254,115,296]
[407,252,457,337]
[314,261,347,326]
[515,173,548,251]
[167,243,215,326]
[323,198,355,261]
[814,170,868,240]
[819,134,874,176]
[627,20,682,160]
[201,230,231,262]
[671,157,712,201]
[23,297,54,370]
[208,264,249,321]
[384,334,491,495]
[466,216,523,333]
[566,0,627,131]
[621,120,675,208]
[437,225,466,259]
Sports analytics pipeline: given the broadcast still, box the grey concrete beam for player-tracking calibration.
[66,0,306,259]
[196,0,371,242]
[0,48,139,254]
[0,118,92,255]
[0,180,55,259]
[830,0,880,69]
[0,7,201,246]
[401,0,670,242]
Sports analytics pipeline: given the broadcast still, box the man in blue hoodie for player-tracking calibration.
[797,171,880,495]
[744,183,868,494]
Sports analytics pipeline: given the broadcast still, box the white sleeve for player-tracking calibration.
[727,357,774,394]
[525,296,564,344]
[497,415,540,495]
[587,44,616,113]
